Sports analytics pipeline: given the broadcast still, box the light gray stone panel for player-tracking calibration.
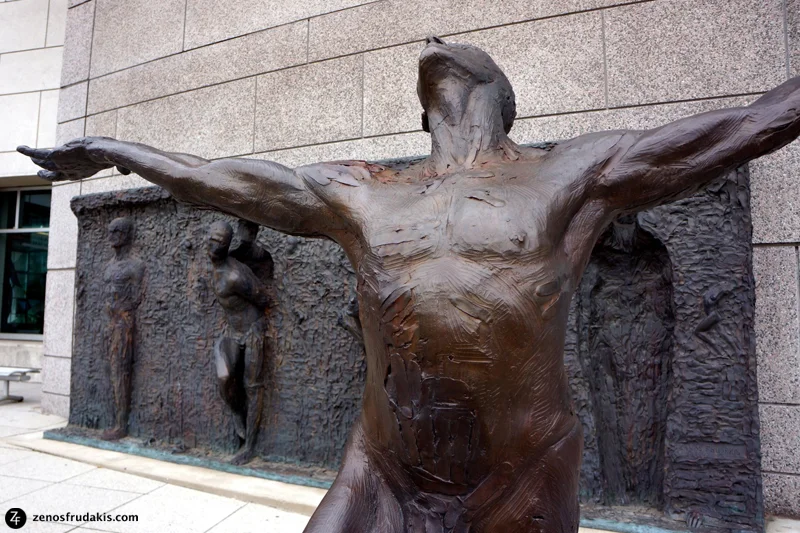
[308,0,629,62]
[455,14,605,118]
[42,355,71,396]
[255,55,362,152]
[511,96,756,145]
[87,21,307,115]
[57,82,87,124]
[789,0,800,77]
[184,0,370,50]
[753,247,800,404]
[362,43,423,137]
[47,181,80,269]
[0,47,62,95]
[43,268,76,358]
[257,131,430,168]
[0,340,43,376]
[90,0,186,78]
[37,89,60,148]
[760,404,800,474]
[85,110,116,138]
[116,78,255,159]
[46,0,68,47]
[751,144,800,244]
[763,473,800,517]
[41,391,69,417]
[0,92,40,152]
[61,0,94,86]
[0,151,41,179]
[56,117,85,146]
[0,0,48,54]
[605,0,785,107]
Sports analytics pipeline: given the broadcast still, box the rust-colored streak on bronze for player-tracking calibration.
[19,36,800,531]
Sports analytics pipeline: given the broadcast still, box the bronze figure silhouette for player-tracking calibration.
[101,217,144,441]
[207,220,272,465]
[20,36,800,532]
[229,219,274,282]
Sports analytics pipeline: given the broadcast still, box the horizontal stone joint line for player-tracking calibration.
[83,0,654,101]
[762,470,800,477]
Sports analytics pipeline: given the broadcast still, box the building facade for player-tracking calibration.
[4,0,797,517]
[0,0,67,379]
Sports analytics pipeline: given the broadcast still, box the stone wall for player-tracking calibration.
[45,0,800,516]
[0,0,66,375]
[0,0,65,180]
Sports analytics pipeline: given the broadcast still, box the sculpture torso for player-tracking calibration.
[103,256,145,315]
[210,257,267,336]
[305,146,603,497]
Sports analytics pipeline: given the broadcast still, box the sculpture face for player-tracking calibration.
[417,36,515,133]
[207,221,232,260]
[108,217,133,249]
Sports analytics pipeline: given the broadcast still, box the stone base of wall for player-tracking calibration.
[0,340,43,383]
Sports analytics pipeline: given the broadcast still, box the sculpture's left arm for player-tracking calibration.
[594,76,800,212]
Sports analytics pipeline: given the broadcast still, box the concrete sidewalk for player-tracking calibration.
[0,383,312,533]
[1,383,798,533]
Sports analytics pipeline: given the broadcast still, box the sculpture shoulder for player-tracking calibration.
[295,160,385,188]
[548,130,638,163]
[536,130,640,191]
[293,160,393,215]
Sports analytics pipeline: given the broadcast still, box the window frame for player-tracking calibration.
[0,185,52,341]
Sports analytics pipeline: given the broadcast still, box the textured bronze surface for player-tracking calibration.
[208,220,273,465]
[21,36,797,532]
[101,217,144,441]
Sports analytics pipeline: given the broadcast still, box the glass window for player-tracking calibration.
[0,192,16,229]
[0,233,48,334]
[0,188,51,335]
[19,191,51,229]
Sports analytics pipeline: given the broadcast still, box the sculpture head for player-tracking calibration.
[207,220,233,260]
[417,36,516,134]
[108,217,134,249]
[235,220,259,245]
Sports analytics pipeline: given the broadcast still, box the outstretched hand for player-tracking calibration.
[17,137,130,182]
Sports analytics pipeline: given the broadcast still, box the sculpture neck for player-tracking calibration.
[210,254,227,267]
[425,89,518,174]
[113,244,132,259]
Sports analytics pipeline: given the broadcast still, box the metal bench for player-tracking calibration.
[0,367,40,403]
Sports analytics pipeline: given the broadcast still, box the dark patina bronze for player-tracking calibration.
[101,217,144,441]
[20,36,800,532]
[207,220,273,465]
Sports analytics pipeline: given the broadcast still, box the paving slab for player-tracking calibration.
[0,474,52,504]
[2,483,142,525]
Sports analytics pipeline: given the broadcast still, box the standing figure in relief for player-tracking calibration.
[207,220,271,465]
[102,216,144,441]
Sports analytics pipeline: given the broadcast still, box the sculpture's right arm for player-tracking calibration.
[17,137,340,237]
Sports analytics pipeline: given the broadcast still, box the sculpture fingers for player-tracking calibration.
[17,145,53,160]
[32,157,58,171]
[37,169,67,182]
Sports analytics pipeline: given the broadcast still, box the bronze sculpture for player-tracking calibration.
[229,219,274,281]
[19,36,800,531]
[207,220,272,465]
[101,217,144,441]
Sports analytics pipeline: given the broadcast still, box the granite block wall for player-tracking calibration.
[41,0,800,515]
